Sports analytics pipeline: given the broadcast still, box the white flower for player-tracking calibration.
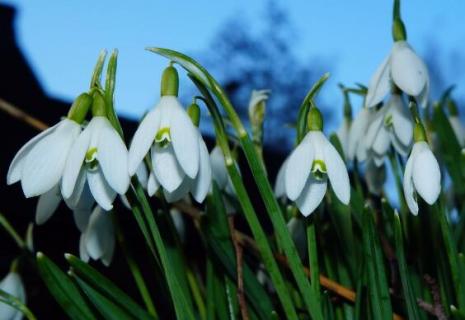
[285,131,350,216]
[449,115,465,147]
[157,131,211,203]
[0,271,26,320]
[365,94,413,165]
[61,116,130,211]
[347,107,374,162]
[403,141,441,215]
[79,206,115,266]
[7,118,81,198]
[366,41,429,108]
[128,96,200,194]
[336,118,351,159]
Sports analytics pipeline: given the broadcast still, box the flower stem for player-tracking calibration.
[307,216,322,309]
[0,212,25,249]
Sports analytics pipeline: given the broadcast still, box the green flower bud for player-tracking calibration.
[67,93,93,124]
[448,99,459,116]
[392,19,407,42]
[92,91,107,117]
[307,106,324,131]
[160,64,179,97]
[187,103,201,127]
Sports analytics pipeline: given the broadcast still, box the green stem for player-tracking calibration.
[0,212,25,248]
[307,217,322,309]
[114,216,158,318]
[186,268,207,320]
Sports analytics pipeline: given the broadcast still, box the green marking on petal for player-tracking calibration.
[384,113,393,127]
[311,159,327,180]
[85,147,99,171]
[155,127,171,148]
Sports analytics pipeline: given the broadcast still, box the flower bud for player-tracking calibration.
[307,106,323,131]
[67,93,93,124]
[160,64,179,97]
[187,102,201,127]
[91,91,107,117]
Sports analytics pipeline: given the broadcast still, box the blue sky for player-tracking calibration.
[3,0,465,133]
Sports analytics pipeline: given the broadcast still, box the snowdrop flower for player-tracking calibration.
[0,271,26,320]
[449,115,465,147]
[347,107,374,162]
[336,118,351,159]
[365,3,429,108]
[285,107,350,216]
[79,206,115,266]
[128,65,203,197]
[7,94,92,198]
[403,122,441,215]
[62,93,130,211]
[365,94,413,166]
[145,102,211,204]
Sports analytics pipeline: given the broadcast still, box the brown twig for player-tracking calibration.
[1,98,405,320]
[0,97,49,131]
[228,216,249,320]
[416,275,447,320]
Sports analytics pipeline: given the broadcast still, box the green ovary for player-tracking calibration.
[311,159,327,180]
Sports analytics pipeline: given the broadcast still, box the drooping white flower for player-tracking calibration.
[365,94,413,165]
[79,206,115,266]
[0,271,26,320]
[61,116,130,211]
[7,118,81,198]
[285,108,350,216]
[347,107,374,162]
[366,41,429,108]
[210,146,236,196]
[403,124,441,215]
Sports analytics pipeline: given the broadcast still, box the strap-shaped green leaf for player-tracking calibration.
[36,252,95,320]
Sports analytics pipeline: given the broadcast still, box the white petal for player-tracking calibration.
[21,119,81,197]
[295,176,327,217]
[62,122,92,199]
[373,154,385,167]
[169,100,200,179]
[0,272,25,320]
[412,142,441,205]
[147,172,160,197]
[163,179,191,203]
[72,184,94,232]
[390,95,413,148]
[324,139,351,204]
[390,131,410,156]
[274,158,288,198]
[79,234,90,262]
[87,168,117,211]
[170,209,186,242]
[35,184,61,225]
[97,118,130,194]
[136,163,149,190]
[210,146,228,189]
[348,108,371,161]
[191,136,212,203]
[372,125,391,157]
[390,41,428,97]
[85,207,114,260]
[63,167,87,209]
[336,119,350,157]
[365,108,386,149]
[101,234,115,267]
[128,107,161,176]
[366,55,391,108]
[403,146,418,215]
[450,116,465,146]
[7,122,60,185]
[417,74,430,108]
[152,144,185,193]
[285,134,313,201]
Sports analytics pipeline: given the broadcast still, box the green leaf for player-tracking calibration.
[65,254,154,320]
[90,49,107,89]
[36,252,95,320]
[0,288,36,320]
[72,275,134,320]
[393,214,421,320]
